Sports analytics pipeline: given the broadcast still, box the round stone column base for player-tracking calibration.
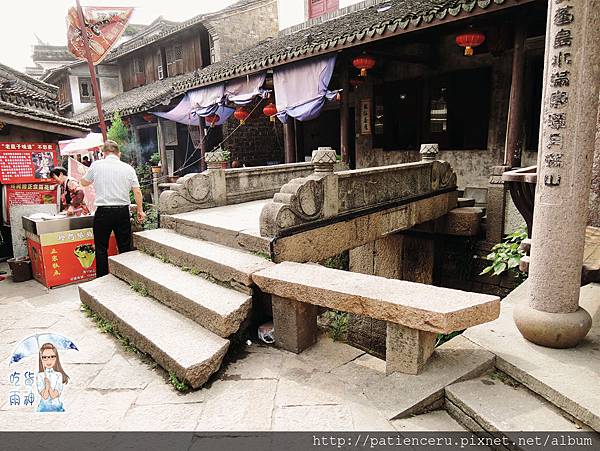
[513,304,592,349]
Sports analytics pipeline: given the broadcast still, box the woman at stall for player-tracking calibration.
[50,167,89,216]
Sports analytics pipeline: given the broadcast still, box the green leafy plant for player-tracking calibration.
[480,227,528,280]
[251,251,272,261]
[107,112,129,147]
[168,371,189,392]
[149,152,161,166]
[322,310,348,341]
[130,281,149,297]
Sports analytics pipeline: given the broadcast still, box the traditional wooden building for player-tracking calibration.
[173,0,548,190]
[69,0,279,174]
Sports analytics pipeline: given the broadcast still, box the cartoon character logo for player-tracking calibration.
[74,244,96,268]
[9,333,78,413]
[37,343,69,412]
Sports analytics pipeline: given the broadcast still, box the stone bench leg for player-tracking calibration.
[386,323,437,375]
[272,295,318,353]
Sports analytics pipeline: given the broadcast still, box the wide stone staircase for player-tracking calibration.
[78,217,273,389]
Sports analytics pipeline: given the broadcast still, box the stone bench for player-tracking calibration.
[252,262,500,375]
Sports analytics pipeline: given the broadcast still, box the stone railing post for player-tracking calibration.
[311,146,337,173]
[419,143,439,161]
[514,0,599,348]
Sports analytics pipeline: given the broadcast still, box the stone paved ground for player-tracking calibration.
[0,262,487,431]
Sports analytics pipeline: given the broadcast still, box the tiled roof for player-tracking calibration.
[73,74,190,124]
[0,101,89,132]
[174,0,516,92]
[0,62,88,132]
[106,0,269,61]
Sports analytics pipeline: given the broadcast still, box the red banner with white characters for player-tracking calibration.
[2,183,59,225]
[28,228,118,288]
[67,6,134,65]
[0,143,58,184]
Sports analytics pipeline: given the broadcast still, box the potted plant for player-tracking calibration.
[149,152,161,174]
[205,148,231,170]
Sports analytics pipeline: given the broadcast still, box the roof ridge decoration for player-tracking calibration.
[173,0,519,94]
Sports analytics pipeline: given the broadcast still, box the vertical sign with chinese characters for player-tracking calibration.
[538,1,577,205]
[360,99,372,135]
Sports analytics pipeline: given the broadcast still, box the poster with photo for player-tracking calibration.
[0,143,58,184]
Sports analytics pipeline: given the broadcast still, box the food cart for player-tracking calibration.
[23,215,117,288]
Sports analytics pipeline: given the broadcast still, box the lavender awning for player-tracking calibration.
[154,77,269,126]
[273,55,340,123]
[225,73,268,105]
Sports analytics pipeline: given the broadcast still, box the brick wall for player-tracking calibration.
[221,100,284,166]
[206,0,279,62]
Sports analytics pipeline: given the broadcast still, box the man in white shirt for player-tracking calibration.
[81,140,145,277]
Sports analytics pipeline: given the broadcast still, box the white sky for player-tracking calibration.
[1,0,239,71]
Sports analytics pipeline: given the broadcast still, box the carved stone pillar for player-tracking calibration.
[420,143,439,162]
[514,0,599,348]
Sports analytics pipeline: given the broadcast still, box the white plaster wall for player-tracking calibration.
[277,0,305,30]
[69,64,122,114]
[277,0,370,30]
[340,0,365,8]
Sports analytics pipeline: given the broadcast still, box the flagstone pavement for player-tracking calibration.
[0,262,479,432]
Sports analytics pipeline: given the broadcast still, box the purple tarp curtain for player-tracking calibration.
[154,73,269,126]
[225,73,268,105]
[273,54,340,123]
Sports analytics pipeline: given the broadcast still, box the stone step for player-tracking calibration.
[79,275,229,389]
[446,374,587,447]
[134,228,273,291]
[161,200,272,255]
[109,251,252,338]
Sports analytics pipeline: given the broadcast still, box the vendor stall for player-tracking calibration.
[23,214,117,288]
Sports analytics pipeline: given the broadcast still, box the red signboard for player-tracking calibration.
[28,228,118,288]
[3,183,59,225]
[67,6,134,65]
[0,143,58,184]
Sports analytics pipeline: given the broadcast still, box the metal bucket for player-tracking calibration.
[7,257,32,283]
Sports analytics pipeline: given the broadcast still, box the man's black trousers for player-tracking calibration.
[93,205,132,277]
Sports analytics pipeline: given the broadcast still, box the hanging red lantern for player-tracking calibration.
[234,107,250,125]
[263,102,277,122]
[352,53,376,77]
[205,114,220,127]
[455,32,486,56]
[142,113,154,122]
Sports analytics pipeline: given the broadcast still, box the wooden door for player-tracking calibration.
[308,0,338,19]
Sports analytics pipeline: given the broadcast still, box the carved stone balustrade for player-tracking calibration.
[160,162,317,215]
[260,150,458,262]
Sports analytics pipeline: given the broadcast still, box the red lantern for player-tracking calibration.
[234,107,250,125]
[142,113,154,122]
[263,102,277,122]
[205,114,220,127]
[352,53,376,77]
[456,32,486,56]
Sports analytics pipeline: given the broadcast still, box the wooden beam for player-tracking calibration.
[504,21,527,168]
[198,117,207,172]
[156,118,169,177]
[340,60,350,164]
[284,119,296,163]
[0,113,88,138]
